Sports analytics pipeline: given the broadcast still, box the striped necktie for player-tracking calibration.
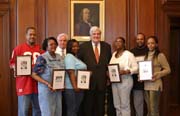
[62,49,65,59]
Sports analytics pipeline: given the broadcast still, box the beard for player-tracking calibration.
[29,41,35,45]
[27,39,35,46]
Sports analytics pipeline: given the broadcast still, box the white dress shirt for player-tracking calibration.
[92,42,101,55]
[55,46,66,56]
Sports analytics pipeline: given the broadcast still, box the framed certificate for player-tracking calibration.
[16,55,32,76]
[138,60,153,80]
[108,64,121,83]
[135,56,145,62]
[77,70,91,89]
[52,69,65,90]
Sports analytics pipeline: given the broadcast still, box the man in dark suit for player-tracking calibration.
[78,26,112,116]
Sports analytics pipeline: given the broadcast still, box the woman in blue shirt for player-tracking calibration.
[64,39,87,116]
[32,37,64,116]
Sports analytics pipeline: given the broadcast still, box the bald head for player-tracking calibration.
[136,33,145,47]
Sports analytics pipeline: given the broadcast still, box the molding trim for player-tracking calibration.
[0,3,9,16]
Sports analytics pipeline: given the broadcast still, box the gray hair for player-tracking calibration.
[89,26,101,35]
[57,33,68,40]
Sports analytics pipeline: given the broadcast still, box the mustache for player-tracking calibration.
[30,37,35,39]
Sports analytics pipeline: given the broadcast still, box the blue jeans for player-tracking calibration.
[18,93,41,116]
[38,87,62,116]
[145,90,160,116]
[64,89,84,116]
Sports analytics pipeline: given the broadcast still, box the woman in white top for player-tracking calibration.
[109,37,138,116]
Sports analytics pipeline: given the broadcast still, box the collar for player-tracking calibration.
[91,41,100,47]
[45,51,61,61]
[56,46,66,52]
[148,51,155,56]
[136,45,147,49]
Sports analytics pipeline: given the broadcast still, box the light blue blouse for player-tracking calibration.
[64,53,87,89]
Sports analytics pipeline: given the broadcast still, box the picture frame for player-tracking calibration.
[70,0,105,41]
[135,56,145,62]
[108,64,121,83]
[52,69,65,90]
[138,60,153,81]
[77,70,91,89]
[16,55,32,76]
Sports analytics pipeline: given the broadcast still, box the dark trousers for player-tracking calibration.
[64,89,84,116]
[106,85,116,116]
[81,90,105,116]
[62,91,66,116]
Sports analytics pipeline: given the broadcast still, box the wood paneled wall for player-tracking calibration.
[11,0,157,47]
[0,0,179,115]
[46,0,69,37]
[11,0,70,44]
[128,0,155,49]
[137,0,155,35]
[0,0,8,2]
[12,0,156,47]
[105,0,127,45]
[0,2,14,116]
[17,0,36,44]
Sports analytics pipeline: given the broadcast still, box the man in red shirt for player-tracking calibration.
[10,27,42,116]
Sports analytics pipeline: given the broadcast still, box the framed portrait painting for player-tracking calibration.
[70,0,105,41]
[16,55,32,76]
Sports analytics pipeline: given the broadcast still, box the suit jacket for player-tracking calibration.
[78,41,112,91]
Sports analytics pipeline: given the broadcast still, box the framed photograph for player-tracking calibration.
[70,0,105,41]
[16,55,32,76]
[138,60,153,81]
[77,70,91,89]
[52,69,65,90]
[108,64,121,83]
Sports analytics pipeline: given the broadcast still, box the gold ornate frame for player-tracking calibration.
[70,0,105,41]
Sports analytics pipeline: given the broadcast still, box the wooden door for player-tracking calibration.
[0,3,17,116]
[169,18,180,106]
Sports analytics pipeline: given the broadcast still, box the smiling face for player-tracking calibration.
[147,37,158,51]
[114,38,125,50]
[90,30,101,44]
[47,39,58,53]
[136,34,145,47]
[26,29,36,45]
[71,42,79,55]
[57,35,67,49]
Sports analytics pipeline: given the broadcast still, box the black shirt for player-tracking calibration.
[130,45,148,90]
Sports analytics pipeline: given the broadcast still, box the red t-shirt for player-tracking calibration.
[9,43,43,96]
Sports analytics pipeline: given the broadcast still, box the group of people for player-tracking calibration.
[9,26,171,116]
